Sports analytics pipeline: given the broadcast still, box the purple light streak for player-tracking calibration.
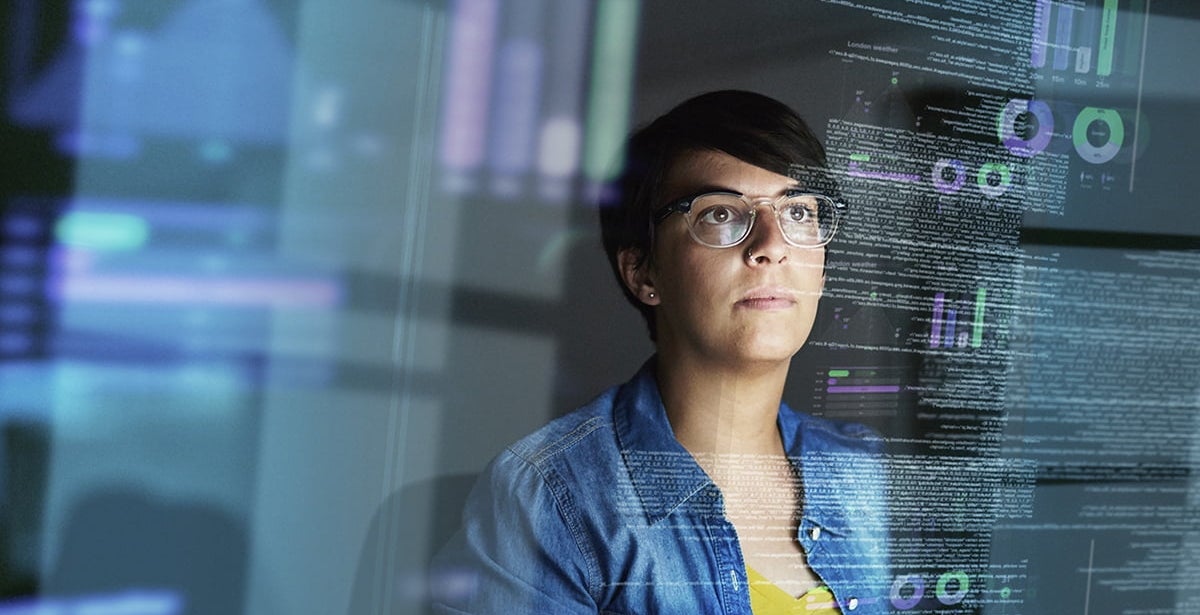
[439,0,500,173]
[826,385,901,394]
[1031,0,1051,68]
[1053,2,1075,71]
[930,292,945,348]
[944,308,958,349]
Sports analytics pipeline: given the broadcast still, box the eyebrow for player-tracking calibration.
[667,183,800,202]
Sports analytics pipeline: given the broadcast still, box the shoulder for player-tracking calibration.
[470,385,625,518]
[433,389,627,607]
[784,405,884,456]
[444,387,629,597]
[503,387,619,470]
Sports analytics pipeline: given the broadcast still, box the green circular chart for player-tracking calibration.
[976,162,1011,197]
[1073,107,1124,164]
[935,570,969,605]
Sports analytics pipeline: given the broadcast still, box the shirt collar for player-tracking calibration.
[613,357,853,533]
[613,357,712,525]
[784,406,853,535]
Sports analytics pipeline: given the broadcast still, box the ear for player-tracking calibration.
[618,247,660,306]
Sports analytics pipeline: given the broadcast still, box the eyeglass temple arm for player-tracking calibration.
[652,199,691,226]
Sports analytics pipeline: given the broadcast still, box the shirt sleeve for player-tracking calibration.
[429,450,599,614]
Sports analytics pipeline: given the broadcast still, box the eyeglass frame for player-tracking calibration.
[651,189,849,249]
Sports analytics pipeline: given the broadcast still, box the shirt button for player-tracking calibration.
[847,597,859,611]
[810,526,821,540]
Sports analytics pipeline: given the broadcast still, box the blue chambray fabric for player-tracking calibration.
[431,358,890,614]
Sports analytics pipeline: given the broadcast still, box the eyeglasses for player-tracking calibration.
[652,191,846,249]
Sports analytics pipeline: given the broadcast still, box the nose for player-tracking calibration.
[743,202,789,265]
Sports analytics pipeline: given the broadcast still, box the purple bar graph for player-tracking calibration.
[489,0,547,186]
[439,0,500,173]
[1031,0,1051,68]
[1053,2,1075,71]
[490,39,544,180]
[930,292,945,348]
[944,308,958,348]
[827,385,902,394]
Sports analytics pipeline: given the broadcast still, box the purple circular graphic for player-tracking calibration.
[890,574,925,610]
[998,99,1053,157]
[931,159,966,194]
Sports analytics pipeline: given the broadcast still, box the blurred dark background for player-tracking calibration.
[0,1,1197,613]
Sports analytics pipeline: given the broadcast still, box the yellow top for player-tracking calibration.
[746,566,841,615]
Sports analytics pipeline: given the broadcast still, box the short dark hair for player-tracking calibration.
[598,90,835,340]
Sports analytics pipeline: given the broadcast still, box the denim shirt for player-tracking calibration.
[431,360,890,614]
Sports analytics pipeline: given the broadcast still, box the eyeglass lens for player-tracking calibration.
[687,194,834,247]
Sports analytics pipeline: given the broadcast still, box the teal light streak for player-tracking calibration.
[583,0,640,183]
[55,212,149,251]
[1123,0,1146,76]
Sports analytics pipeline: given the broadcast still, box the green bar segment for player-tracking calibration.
[583,0,640,183]
[828,369,851,378]
[1097,0,1118,76]
[1122,0,1146,75]
[972,287,987,348]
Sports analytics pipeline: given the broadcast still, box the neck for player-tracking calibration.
[655,350,791,457]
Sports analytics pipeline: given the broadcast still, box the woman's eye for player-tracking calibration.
[785,204,813,222]
[698,205,738,225]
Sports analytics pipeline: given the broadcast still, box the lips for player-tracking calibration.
[736,287,797,310]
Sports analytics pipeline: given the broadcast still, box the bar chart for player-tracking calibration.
[1030,0,1147,81]
[929,288,986,350]
[438,0,640,201]
[810,365,910,421]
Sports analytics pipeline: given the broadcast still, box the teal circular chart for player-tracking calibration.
[935,570,970,605]
[976,162,1011,197]
[1073,107,1124,164]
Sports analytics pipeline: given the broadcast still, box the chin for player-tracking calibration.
[740,326,810,355]
[734,338,805,365]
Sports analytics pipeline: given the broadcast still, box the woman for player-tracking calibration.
[432,91,888,614]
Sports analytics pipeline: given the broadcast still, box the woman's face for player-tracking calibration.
[626,149,826,369]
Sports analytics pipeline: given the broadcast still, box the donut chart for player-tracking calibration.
[976,162,1011,197]
[890,574,925,610]
[1073,107,1124,164]
[998,99,1053,157]
[935,570,970,605]
[932,159,966,194]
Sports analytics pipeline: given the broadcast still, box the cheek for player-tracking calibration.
[797,252,827,288]
[663,258,722,308]
[681,252,741,299]
[654,235,719,292]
